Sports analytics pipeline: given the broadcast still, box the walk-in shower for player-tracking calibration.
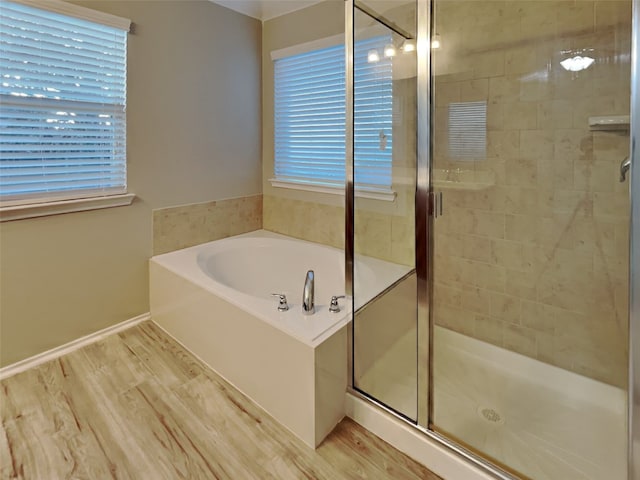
[346,0,639,478]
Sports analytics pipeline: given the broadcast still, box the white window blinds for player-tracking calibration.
[448,101,487,160]
[274,35,393,190]
[0,1,128,204]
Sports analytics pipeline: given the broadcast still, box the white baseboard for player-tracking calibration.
[0,312,150,381]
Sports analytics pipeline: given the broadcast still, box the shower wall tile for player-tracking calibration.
[432,0,631,387]
[152,195,262,255]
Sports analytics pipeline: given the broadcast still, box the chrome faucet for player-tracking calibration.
[302,270,315,315]
[620,156,631,182]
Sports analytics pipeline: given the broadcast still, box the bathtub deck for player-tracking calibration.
[0,321,440,480]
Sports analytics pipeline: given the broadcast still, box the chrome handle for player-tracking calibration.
[433,191,443,218]
[329,295,346,313]
[620,156,631,182]
[271,293,289,312]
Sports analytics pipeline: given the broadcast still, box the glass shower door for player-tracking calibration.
[429,1,632,478]
[351,2,419,420]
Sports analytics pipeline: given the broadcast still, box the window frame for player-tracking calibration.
[0,0,133,221]
[270,34,396,202]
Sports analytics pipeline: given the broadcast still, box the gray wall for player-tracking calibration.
[0,1,262,366]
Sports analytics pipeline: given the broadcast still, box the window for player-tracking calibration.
[448,101,487,160]
[273,35,393,193]
[0,0,130,209]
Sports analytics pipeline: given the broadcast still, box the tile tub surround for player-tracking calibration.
[263,192,416,266]
[153,195,262,255]
[431,0,631,386]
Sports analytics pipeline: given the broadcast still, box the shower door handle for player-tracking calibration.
[432,191,443,218]
[620,156,631,182]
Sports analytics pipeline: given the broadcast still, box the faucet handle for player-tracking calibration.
[271,293,289,312]
[329,295,346,313]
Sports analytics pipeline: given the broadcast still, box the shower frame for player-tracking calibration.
[344,0,640,478]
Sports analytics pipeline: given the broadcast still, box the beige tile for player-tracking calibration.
[473,51,505,78]
[573,217,616,256]
[551,189,592,217]
[433,303,475,336]
[503,102,537,130]
[595,1,632,29]
[354,210,392,261]
[490,292,521,323]
[488,76,520,104]
[593,191,629,222]
[573,96,616,129]
[538,157,574,190]
[459,287,492,315]
[554,129,593,163]
[486,131,520,160]
[505,214,537,244]
[503,323,537,358]
[391,215,415,266]
[461,235,493,264]
[153,195,262,255]
[505,268,538,301]
[435,82,461,107]
[506,157,538,187]
[592,131,630,163]
[471,261,506,293]
[486,103,504,131]
[505,46,539,75]
[520,300,556,333]
[573,160,614,193]
[474,315,504,346]
[492,239,535,272]
[535,330,555,365]
[557,0,595,34]
[459,79,489,102]
[537,100,574,130]
[554,70,594,101]
[519,130,554,161]
[503,187,538,215]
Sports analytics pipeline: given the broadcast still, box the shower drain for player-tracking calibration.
[477,406,505,425]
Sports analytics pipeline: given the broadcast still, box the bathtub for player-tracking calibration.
[150,230,409,447]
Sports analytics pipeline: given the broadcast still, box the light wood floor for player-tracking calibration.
[1,321,441,480]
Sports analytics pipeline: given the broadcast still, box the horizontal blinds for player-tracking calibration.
[354,36,393,188]
[274,35,392,189]
[448,101,487,161]
[0,1,127,202]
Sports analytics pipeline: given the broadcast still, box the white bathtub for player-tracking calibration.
[152,229,409,347]
[150,229,409,447]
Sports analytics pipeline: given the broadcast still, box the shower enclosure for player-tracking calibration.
[346,0,639,478]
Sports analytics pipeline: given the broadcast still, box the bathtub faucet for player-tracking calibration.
[302,270,315,315]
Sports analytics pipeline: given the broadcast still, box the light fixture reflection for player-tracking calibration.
[401,39,416,53]
[560,55,595,72]
[431,34,441,49]
[383,44,397,58]
[367,49,380,63]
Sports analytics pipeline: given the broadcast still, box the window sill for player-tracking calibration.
[0,193,136,222]
[269,179,396,202]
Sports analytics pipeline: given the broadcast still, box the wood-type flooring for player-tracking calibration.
[1,321,441,480]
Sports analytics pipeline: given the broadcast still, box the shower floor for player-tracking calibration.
[356,326,626,480]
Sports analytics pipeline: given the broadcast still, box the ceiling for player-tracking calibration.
[211,0,324,21]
